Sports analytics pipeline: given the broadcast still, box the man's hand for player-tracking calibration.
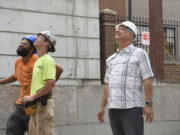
[142,105,154,123]
[97,84,108,123]
[0,75,17,84]
[97,107,105,123]
[21,96,34,105]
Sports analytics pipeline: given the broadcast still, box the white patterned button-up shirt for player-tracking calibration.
[104,44,154,109]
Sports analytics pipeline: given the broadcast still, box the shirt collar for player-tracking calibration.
[117,44,135,53]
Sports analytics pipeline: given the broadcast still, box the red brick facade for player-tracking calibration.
[164,63,180,83]
[100,9,117,83]
[100,9,180,83]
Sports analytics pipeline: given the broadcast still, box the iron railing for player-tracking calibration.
[116,16,180,60]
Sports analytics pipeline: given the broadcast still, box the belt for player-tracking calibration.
[25,92,52,107]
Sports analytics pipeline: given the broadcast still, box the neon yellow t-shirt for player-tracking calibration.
[30,54,56,95]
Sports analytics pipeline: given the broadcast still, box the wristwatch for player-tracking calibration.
[145,101,153,107]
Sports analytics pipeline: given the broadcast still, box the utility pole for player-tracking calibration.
[149,0,164,83]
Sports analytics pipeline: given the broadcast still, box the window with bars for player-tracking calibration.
[164,27,176,60]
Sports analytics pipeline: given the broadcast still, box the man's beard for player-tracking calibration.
[16,48,29,56]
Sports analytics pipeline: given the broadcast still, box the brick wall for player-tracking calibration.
[100,9,117,83]
[164,63,180,83]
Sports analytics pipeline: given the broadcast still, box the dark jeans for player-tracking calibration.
[6,104,30,135]
[108,107,144,135]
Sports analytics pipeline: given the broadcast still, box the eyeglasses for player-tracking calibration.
[116,27,133,35]
[118,27,129,31]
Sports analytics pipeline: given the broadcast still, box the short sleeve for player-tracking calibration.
[139,50,154,80]
[104,61,109,83]
[42,59,56,81]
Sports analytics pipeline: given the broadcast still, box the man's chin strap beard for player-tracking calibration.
[16,50,28,57]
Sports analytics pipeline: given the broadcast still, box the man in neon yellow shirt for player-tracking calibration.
[22,31,58,135]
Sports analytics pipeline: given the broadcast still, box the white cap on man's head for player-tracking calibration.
[116,21,137,40]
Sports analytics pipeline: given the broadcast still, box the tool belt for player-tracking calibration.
[24,92,52,115]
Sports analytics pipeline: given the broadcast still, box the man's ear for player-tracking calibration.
[44,41,49,48]
[128,32,134,41]
[130,33,134,40]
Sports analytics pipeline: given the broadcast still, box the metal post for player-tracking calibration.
[128,0,132,21]
[149,0,164,83]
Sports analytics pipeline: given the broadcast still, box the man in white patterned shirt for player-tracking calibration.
[98,21,154,135]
